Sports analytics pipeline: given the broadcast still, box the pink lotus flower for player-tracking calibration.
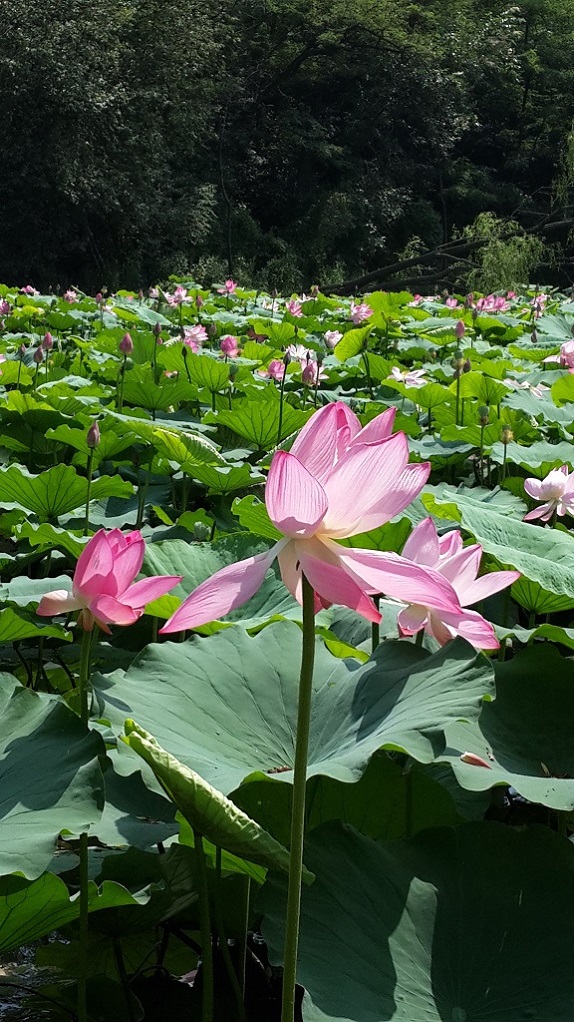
[218,279,238,295]
[350,302,373,325]
[20,285,39,296]
[166,285,188,307]
[160,403,465,633]
[397,518,519,650]
[455,320,466,339]
[445,297,460,309]
[324,330,343,349]
[183,324,208,352]
[37,529,182,633]
[286,299,303,317]
[63,289,78,303]
[502,377,549,398]
[258,359,286,381]
[220,335,240,358]
[474,295,510,313]
[543,340,574,371]
[0,300,11,316]
[523,466,574,522]
[388,366,427,388]
[301,359,327,386]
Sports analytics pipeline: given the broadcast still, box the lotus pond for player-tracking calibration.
[1,281,574,1021]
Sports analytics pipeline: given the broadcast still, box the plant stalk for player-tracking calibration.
[281,573,316,1022]
[194,829,214,1022]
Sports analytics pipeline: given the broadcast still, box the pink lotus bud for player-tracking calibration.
[208,323,217,338]
[196,294,204,309]
[42,332,53,350]
[86,420,101,449]
[302,361,318,386]
[455,320,465,339]
[19,343,26,357]
[95,292,103,304]
[119,332,133,355]
[33,345,44,364]
[153,322,162,337]
[460,751,492,769]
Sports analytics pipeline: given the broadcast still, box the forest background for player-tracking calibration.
[2,0,574,295]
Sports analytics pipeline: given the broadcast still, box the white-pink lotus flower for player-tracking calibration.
[397,518,519,650]
[543,340,574,371]
[183,324,208,352]
[37,529,182,633]
[388,366,427,388]
[160,403,466,633]
[349,301,373,325]
[523,466,574,522]
[324,330,343,349]
[286,299,303,317]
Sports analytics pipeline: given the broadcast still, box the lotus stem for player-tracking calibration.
[277,369,287,447]
[85,449,94,535]
[214,847,246,1022]
[371,594,380,654]
[281,573,316,1022]
[77,626,93,1022]
[194,829,214,1022]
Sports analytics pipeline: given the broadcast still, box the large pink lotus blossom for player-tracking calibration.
[257,359,286,381]
[397,518,519,649]
[474,295,510,313]
[523,466,574,522]
[349,302,373,325]
[37,529,182,633]
[543,340,574,371]
[160,403,465,633]
[183,324,208,352]
[166,285,189,307]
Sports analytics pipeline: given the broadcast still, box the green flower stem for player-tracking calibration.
[277,369,287,447]
[362,351,373,399]
[78,831,89,1022]
[117,354,127,412]
[85,449,94,535]
[455,373,461,427]
[214,847,246,1022]
[281,573,316,1022]
[77,626,93,1022]
[193,829,214,1022]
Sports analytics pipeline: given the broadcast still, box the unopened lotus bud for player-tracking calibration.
[478,405,489,426]
[283,351,291,367]
[19,343,26,357]
[463,358,471,373]
[501,427,514,445]
[95,292,103,304]
[153,322,162,338]
[86,420,101,448]
[119,332,133,355]
[207,323,217,338]
[271,288,278,299]
[302,362,317,386]
[33,345,44,364]
[196,294,204,309]
[310,285,319,297]
[531,329,538,344]
[464,293,474,309]
[455,320,466,339]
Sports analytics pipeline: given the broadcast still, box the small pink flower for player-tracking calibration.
[301,359,326,386]
[543,340,574,369]
[474,295,510,313]
[324,330,343,348]
[37,529,182,634]
[0,300,11,316]
[506,291,517,299]
[20,285,39,296]
[149,287,159,299]
[349,301,373,325]
[523,466,574,522]
[166,285,188,307]
[286,299,303,317]
[183,325,208,352]
[63,289,77,304]
[398,518,519,650]
[445,297,459,309]
[220,335,240,358]
[258,359,286,381]
[217,279,238,295]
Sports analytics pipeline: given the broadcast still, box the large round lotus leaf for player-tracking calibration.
[93,622,493,794]
[0,676,105,878]
[440,644,574,810]
[260,820,574,1022]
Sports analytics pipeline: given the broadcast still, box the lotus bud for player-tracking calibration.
[86,420,101,449]
[460,751,492,769]
[153,322,162,341]
[455,320,466,339]
[283,351,291,367]
[451,348,465,372]
[42,331,53,350]
[501,426,514,445]
[478,405,489,427]
[19,343,26,358]
[33,345,44,364]
[463,358,471,373]
[271,288,278,299]
[95,292,103,304]
[207,323,217,338]
[531,329,538,344]
[196,294,204,309]
[119,332,133,355]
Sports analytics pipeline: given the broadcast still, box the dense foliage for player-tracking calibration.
[1,0,573,291]
[1,280,574,1018]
